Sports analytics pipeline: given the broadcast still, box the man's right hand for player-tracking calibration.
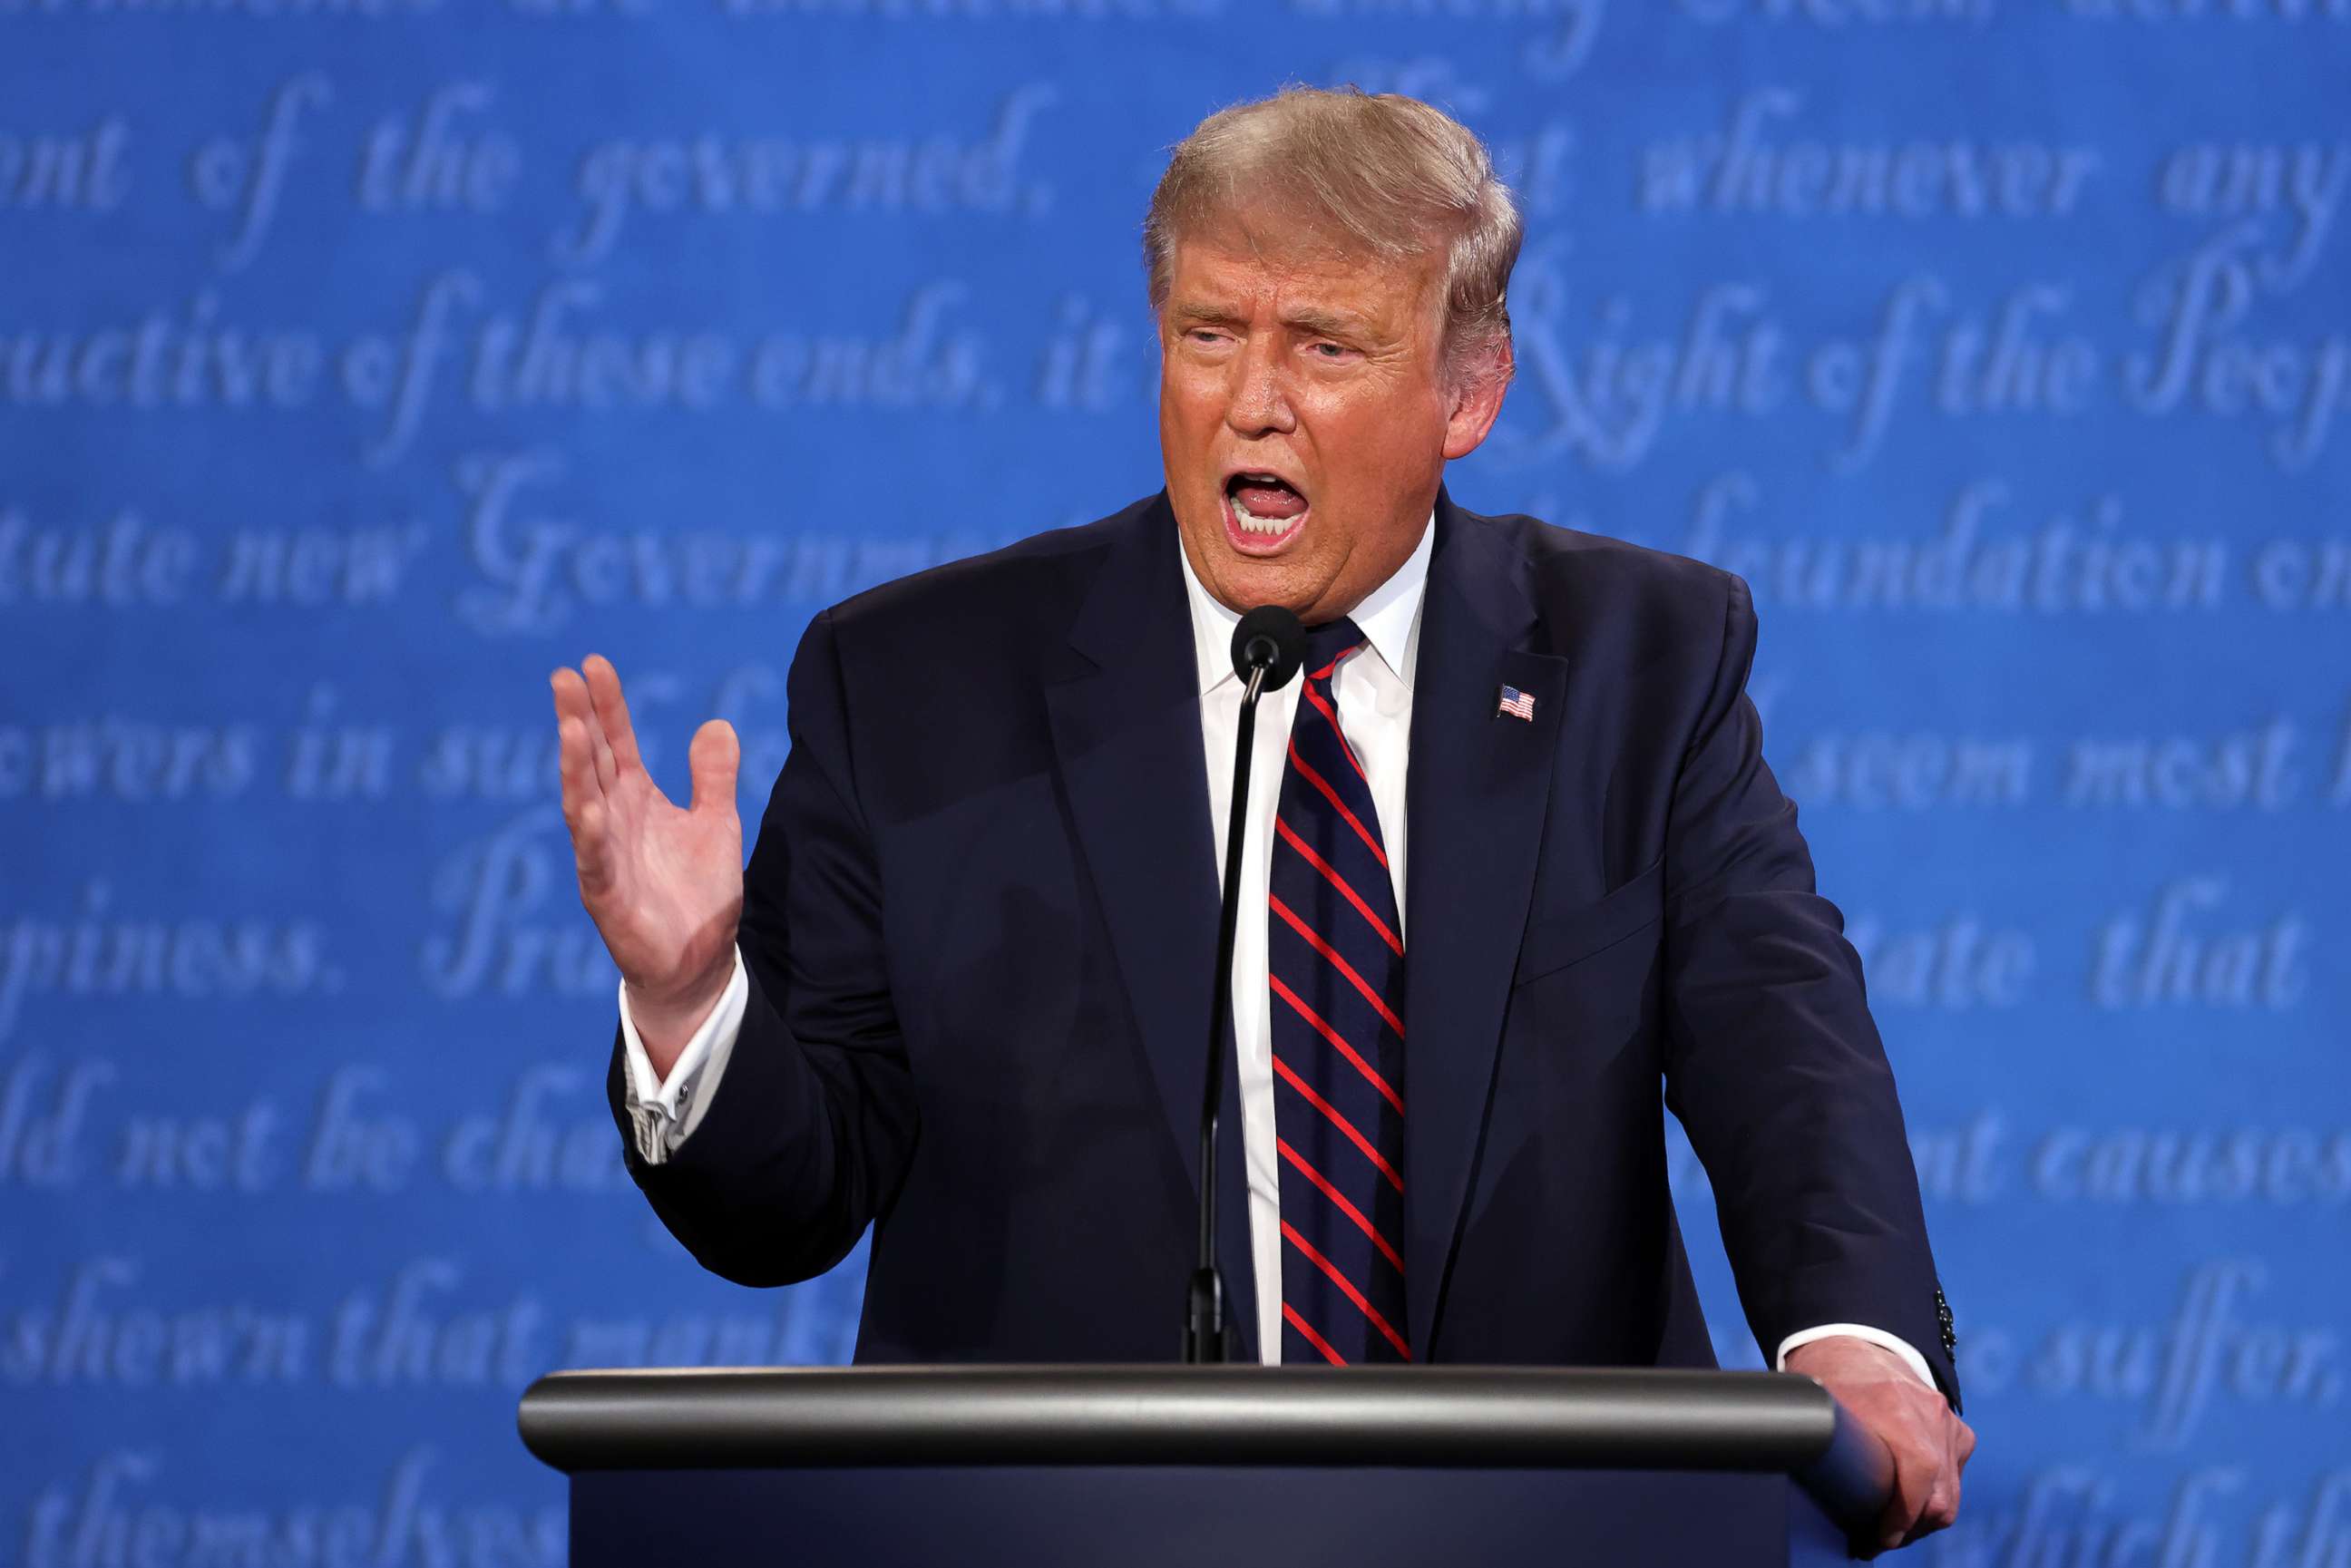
[551,653,744,1079]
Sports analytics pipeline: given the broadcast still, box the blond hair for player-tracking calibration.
[1142,86,1524,385]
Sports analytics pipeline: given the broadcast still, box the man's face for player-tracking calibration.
[1156,216,1509,624]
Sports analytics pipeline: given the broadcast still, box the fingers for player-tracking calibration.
[552,668,615,894]
[582,653,643,784]
[573,794,613,896]
[1878,1443,1938,1555]
[688,718,741,817]
[551,667,604,813]
[1910,1413,1970,1539]
[1916,1462,1962,1541]
[553,661,618,793]
[558,714,602,821]
[1885,1411,1969,1550]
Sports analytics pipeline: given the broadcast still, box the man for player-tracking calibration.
[551,87,1975,1551]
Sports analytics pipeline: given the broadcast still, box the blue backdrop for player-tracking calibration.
[4,5,2347,1563]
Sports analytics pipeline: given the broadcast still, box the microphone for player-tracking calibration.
[1185,605,1305,1364]
[1232,606,1306,696]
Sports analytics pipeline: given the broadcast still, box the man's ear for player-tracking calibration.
[1441,338,1513,461]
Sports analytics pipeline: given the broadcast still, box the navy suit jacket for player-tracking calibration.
[607,488,1961,1409]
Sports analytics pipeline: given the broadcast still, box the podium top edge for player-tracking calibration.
[516,1364,1841,1476]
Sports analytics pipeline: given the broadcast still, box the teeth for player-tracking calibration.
[1231,493,1299,535]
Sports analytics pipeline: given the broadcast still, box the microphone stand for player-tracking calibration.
[1185,660,1268,1364]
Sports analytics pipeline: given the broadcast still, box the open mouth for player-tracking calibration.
[1223,471,1308,555]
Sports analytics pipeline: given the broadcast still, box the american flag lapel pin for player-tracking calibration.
[1497,685,1536,722]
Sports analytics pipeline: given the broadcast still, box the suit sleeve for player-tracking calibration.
[604,607,918,1288]
[1656,573,1961,1411]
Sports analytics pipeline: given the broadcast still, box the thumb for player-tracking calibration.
[687,718,740,816]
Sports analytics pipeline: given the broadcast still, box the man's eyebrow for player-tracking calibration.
[1168,301,1246,327]
[1167,299,1377,338]
[1278,305,1371,339]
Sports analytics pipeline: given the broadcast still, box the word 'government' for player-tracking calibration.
[452,448,1002,631]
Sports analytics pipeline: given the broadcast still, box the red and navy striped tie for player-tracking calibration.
[1270,618,1411,1366]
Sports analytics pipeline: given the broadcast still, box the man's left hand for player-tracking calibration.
[1783,1334,1975,1555]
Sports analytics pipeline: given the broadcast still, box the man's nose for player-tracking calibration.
[1224,339,1296,437]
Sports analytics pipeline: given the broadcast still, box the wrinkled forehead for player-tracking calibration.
[1161,200,1449,330]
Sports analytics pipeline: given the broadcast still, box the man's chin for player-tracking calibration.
[1196,552,1323,618]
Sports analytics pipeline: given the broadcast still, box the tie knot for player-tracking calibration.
[1301,617,1365,681]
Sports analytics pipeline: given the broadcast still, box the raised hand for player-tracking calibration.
[551,653,743,1076]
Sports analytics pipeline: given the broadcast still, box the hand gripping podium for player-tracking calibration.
[518,1365,1890,1565]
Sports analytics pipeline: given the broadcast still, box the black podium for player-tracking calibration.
[518,1365,1890,1566]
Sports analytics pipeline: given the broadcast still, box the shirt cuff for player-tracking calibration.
[1775,1323,1937,1391]
[616,947,748,1166]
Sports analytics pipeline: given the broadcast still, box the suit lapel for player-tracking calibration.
[1402,492,1569,1359]
[1043,495,1258,1359]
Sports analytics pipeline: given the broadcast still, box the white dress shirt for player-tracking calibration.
[1183,515,1430,1367]
[616,512,1934,1388]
